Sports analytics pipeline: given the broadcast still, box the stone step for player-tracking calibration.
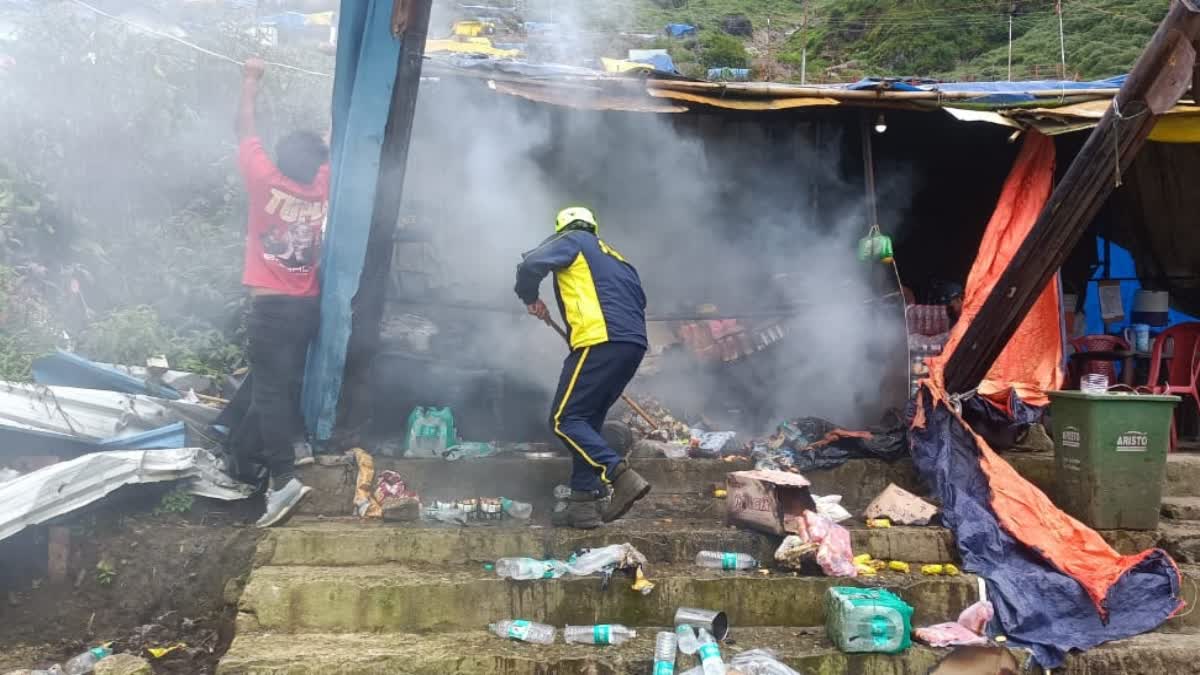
[235,563,980,635]
[295,453,1200,518]
[260,518,959,567]
[1163,497,1200,521]
[217,628,1200,675]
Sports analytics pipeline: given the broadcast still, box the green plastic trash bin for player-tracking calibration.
[1048,390,1179,530]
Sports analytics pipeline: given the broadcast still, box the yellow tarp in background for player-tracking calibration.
[426,38,520,59]
[601,58,654,74]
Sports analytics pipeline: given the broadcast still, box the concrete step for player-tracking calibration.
[217,628,1200,675]
[260,518,959,568]
[295,453,1200,518]
[1164,497,1200,521]
[235,563,980,635]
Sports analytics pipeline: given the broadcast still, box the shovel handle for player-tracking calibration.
[540,315,658,431]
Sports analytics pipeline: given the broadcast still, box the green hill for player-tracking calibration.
[523,0,1169,82]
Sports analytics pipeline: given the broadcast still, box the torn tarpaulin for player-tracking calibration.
[747,412,906,472]
[0,447,253,543]
[910,391,1182,668]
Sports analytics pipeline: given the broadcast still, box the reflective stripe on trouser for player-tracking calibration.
[549,341,646,493]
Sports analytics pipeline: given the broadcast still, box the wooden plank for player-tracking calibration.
[943,0,1200,394]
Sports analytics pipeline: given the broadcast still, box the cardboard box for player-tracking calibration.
[726,469,817,536]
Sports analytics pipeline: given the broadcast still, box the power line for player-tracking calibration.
[66,0,333,78]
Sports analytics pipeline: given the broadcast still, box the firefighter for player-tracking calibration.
[515,207,652,529]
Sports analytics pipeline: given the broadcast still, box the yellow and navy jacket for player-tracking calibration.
[515,230,647,350]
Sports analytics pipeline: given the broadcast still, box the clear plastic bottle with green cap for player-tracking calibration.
[696,628,727,675]
[695,550,757,570]
[489,619,556,644]
[563,624,637,645]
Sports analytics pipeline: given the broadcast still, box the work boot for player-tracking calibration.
[601,463,651,523]
[255,478,313,528]
[552,490,603,530]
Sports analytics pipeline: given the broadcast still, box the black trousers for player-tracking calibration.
[549,341,645,493]
[246,294,319,483]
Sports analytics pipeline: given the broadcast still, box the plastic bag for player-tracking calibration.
[568,543,648,576]
[914,600,994,648]
[815,494,852,523]
[729,648,802,675]
[804,511,857,577]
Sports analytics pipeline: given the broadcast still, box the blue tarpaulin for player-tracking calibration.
[665,23,696,38]
[910,392,1183,668]
[846,75,1127,103]
[632,53,677,75]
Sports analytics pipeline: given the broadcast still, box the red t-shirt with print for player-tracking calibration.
[238,137,330,297]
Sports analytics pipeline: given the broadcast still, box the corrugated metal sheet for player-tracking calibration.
[0,448,252,543]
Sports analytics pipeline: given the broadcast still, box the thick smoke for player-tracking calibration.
[398,72,911,432]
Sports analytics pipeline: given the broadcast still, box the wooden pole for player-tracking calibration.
[942,0,1200,395]
[645,79,1126,101]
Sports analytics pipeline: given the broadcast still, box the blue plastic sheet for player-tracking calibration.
[909,391,1182,668]
[846,75,1127,102]
[665,23,696,38]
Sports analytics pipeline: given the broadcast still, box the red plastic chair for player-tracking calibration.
[1147,322,1200,451]
[1068,335,1131,390]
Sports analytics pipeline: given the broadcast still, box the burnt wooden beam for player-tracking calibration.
[943,0,1200,394]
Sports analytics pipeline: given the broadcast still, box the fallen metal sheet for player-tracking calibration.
[0,382,213,442]
[95,422,187,450]
[32,349,181,400]
[0,447,253,542]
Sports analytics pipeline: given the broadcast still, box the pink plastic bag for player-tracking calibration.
[803,511,857,577]
[915,601,994,648]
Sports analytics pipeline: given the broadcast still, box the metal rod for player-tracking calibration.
[861,111,879,228]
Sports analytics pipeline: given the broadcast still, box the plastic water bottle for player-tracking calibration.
[676,623,700,655]
[696,628,727,675]
[654,631,678,674]
[495,558,570,580]
[563,624,637,645]
[501,498,533,520]
[63,646,111,675]
[489,619,556,644]
[695,551,758,571]
[568,545,627,576]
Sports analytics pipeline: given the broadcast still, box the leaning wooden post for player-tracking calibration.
[943,0,1200,394]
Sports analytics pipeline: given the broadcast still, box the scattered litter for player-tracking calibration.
[374,470,420,522]
[729,648,802,675]
[928,645,1021,675]
[713,487,727,499]
[443,441,499,461]
[145,644,185,659]
[564,624,636,645]
[0,448,252,543]
[489,619,556,644]
[826,587,913,654]
[695,628,726,672]
[569,543,649,576]
[921,564,961,577]
[888,560,911,574]
[774,511,857,577]
[620,396,691,443]
[63,645,112,675]
[493,543,652,593]
[745,414,906,472]
[500,498,532,520]
[675,606,729,642]
[0,382,216,443]
[864,483,939,526]
[404,406,456,457]
[689,429,736,457]
[866,518,891,529]
[695,550,757,571]
[915,601,996,648]
[675,623,700,655]
[495,557,571,580]
[814,494,851,523]
[726,470,816,536]
[653,631,677,673]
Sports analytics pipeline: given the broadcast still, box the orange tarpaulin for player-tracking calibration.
[919,132,1181,617]
[926,132,1062,405]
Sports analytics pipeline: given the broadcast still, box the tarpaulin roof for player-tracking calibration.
[665,23,696,38]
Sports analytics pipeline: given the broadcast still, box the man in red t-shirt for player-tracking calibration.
[236,58,330,527]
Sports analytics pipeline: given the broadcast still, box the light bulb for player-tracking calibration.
[873,113,887,134]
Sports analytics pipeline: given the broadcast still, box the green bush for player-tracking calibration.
[699,32,749,68]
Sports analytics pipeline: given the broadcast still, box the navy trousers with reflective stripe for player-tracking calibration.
[549,341,646,492]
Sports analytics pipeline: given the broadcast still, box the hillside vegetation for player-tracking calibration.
[530,0,1169,82]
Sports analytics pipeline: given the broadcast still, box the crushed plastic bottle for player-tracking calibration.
[696,628,727,675]
[500,498,533,520]
[695,550,758,571]
[553,484,572,500]
[63,646,111,675]
[489,619,556,644]
[654,631,678,674]
[569,544,645,576]
[676,623,700,655]
[729,648,802,675]
[494,557,571,580]
[563,624,637,645]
